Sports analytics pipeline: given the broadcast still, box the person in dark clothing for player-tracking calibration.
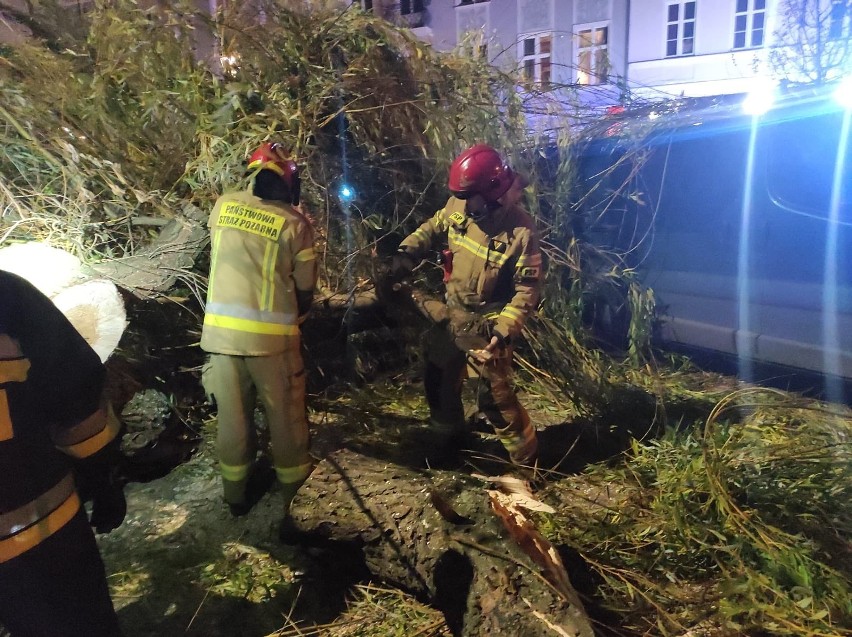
[0,268,126,637]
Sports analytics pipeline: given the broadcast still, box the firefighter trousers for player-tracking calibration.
[423,326,538,465]
[202,352,312,506]
[0,507,122,637]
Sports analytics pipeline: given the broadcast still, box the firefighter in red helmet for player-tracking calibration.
[392,144,542,467]
[201,142,317,522]
[0,269,126,637]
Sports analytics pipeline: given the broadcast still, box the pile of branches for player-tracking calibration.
[542,387,852,636]
[0,0,584,277]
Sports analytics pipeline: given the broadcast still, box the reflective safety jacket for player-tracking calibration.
[201,190,318,356]
[0,270,120,563]
[399,197,543,341]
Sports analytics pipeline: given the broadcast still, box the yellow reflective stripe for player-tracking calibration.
[248,159,284,176]
[275,462,312,484]
[207,228,223,300]
[411,227,431,243]
[0,390,11,442]
[58,406,120,459]
[500,306,525,321]
[294,247,315,262]
[0,492,80,564]
[448,228,510,267]
[204,314,299,336]
[516,252,542,267]
[260,241,278,312]
[0,358,30,383]
[220,461,251,482]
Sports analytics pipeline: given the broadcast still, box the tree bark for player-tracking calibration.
[90,205,209,300]
[290,449,594,637]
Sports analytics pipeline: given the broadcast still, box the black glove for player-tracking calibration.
[89,476,127,534]
[75,439,128,534]
[376,252,416,304]
[486,321,510,348]
[390,251,416,280]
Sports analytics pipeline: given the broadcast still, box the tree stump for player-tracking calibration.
[290,449,594,637]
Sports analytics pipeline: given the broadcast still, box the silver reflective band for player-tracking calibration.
[0,473,76,538]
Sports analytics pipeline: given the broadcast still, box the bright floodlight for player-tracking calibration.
[834,76,852,109]
[742,81,775,116]
[339,184,355,201]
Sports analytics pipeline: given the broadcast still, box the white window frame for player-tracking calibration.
[519,31,553,89]
[733,0,766,50]
[665,1,696,57]
[574,21,609,85]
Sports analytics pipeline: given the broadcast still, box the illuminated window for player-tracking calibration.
[666,1,696,57]
[733,0,765,49]
[576,24,609,85]
[520,33,552,89]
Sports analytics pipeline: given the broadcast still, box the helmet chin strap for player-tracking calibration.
[467,199,500,220]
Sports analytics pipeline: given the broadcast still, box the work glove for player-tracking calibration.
[390,251,416,281]
[75,439,128,534]
[89,473,127,534]
[376,251,416,304]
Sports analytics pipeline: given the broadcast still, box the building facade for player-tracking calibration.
[368,0,852,103]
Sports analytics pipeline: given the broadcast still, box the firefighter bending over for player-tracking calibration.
[392,144,543,467]
[0,269,126,637]
[201,142,318,519]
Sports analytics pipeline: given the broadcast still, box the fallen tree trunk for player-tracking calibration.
[289,449,594,637]
[90,204,209,300]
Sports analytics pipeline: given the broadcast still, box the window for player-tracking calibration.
[767,111,852,221]
[576,24,609,85]
[458,0,489,5]
[666,1,696,57]
[401,0,424,14]
[521,33,552,89]
[359,0,372,11]
[830,0,850,40]
[733,0,765,49]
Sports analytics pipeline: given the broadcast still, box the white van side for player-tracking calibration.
[575,91,852,393]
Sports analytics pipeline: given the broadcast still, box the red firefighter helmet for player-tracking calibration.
[247,142,299,190]
[447,144,514,203]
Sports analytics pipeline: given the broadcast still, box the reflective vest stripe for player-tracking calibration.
[410,227,432,244]
[0,358,30,441]
[500,305,525,322]
[516,252,542,267]
[56,404,121,459]
[204,304,297,326]
[448,227,511,267]
[0,474,75,538]
[0,358,30,383]
[204,314,299,336]
[275,462,312,485]
[219,461,250,482]
[0,390,11,442]
[260,241,278,312]
[0,488,80,563]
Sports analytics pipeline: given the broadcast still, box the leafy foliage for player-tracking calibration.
[543,388,852,636]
